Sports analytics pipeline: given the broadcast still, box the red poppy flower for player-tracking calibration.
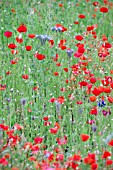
[78,14,86,19]
[84,157,95,165]
[102,35,108,41]
[14,124,23,130]
[49,97,56,103]
[48,153,54,162]
[60,87,66,92]
[104,87,111,93]
[78,47,85,53]
[102,150,111,159]
[55,24,67,32]
[8,43,17,49]
[43,116,49,121]
[0,157,8,166]
[23,142,32,150]
[49,39,54,48]
[34,53,46,60]
[88,153,96,160]
[10,60,17,64]
[0,84,6,91]
[62,27,67,32]
[56,153,64,162]
[17,25,27,33]
[28,156,36,162]
[31,145,40,154]
[101,79,109,86]
[16,37,23,43]
[22,74,29,80]
[54,72,59,76]
[56,62,61,66]
[92,31,96,35]
[11,49,18,55]
[32,86,38,91]
[80,134,90,142]
[0,124,8,130]
[34,137,43,144]
[54,122,60,129]
[92,87,101,96]
[100,7,108,13]
[98,86,105,93]
[49,127,58,134]
[87,25,94,31]
[91,163,98,170]
[107,96,113,103]
[44,121,51,126]
[25,45,32,51]
[58,3,63,7]
[71,162,78,169]
[89,96,96,102]
[4,31,12,38]
[72,154,81,162]
[11,8,16,13]
[28,34,35,38]
[74,21,79,24]
[6,71,11,75]
[56,23,63,27]
[103,0,108,4]
[75,35,84,41]
[103,42,112,49]
[64,68,68,72]
[58,39,66,46]
[90,107,98,115]
[57,96,65,104]
[65,79,69,83]
[106,160,113,166]
[79,81,88,87]
[76,101,83,104]
[90,77,96,84]
[105,76,112,83]
[76,43,84,48]
[108,139,113,147]
[60,45,67,50]
[56,136,67,146]
[92,2,99,6]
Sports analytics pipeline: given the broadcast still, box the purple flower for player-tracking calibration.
[92,125,97,132]
[20,98,26,106]
[66,48,74,57]
[36,34,51,45]
[102,109,111,116]
[51,26,62,32]
[55,101,61,115]
[6,98,11,103]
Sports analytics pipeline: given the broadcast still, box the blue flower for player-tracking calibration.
[98,100,106,107]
